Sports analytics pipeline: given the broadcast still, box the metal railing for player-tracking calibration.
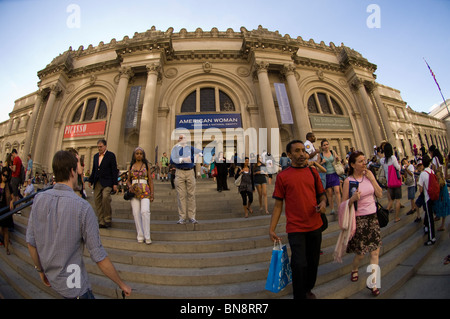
[0,185,54,222]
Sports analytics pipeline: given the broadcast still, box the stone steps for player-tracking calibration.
[0,178,444,299]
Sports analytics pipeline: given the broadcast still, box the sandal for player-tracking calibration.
[350,270,359,282]
[444,255,450,265]
[366,285,380,297]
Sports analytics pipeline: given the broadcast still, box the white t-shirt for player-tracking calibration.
[406,164,415,187]
[418,167,433,202]
[304,140,318,162]
[432,157,443,174]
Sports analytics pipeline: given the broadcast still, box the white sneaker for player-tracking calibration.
[189,218,198,224]
[145,239,152,244]
[177,218,186,224]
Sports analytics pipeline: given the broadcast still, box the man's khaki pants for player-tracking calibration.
[175,168,196,221]
[94,181,112,226]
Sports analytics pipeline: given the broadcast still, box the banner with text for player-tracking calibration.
[175,113,242,130]
[64,121,106,139]
[274,83,294,124]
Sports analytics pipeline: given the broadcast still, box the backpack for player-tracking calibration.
[425,170,440,201]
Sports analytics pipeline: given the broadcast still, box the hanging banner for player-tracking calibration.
[274,83,294,124]
[175,113,242,130]
[64,121,106,139]
[125,86,141,129]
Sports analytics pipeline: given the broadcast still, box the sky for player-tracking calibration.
[0,0,449,123]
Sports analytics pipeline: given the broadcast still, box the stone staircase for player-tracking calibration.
[0,177,444,299]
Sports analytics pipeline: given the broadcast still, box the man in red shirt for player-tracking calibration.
[10,149,23,203]
[269,140,326,299]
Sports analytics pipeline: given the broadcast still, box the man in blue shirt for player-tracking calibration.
[170,134,203,224]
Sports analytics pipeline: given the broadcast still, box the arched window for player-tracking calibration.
[307,92,344,115]
[317,93,331,114]
[307,95,319,113]
[181,91,196,113]
[71,97,108,123]
[181,87,235,113]
[331,97,343,115]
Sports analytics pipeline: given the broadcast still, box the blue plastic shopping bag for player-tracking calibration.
[265,240,292,293]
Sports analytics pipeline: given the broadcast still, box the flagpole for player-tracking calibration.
[424,58,450,115]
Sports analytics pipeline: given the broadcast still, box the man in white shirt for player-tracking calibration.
[417,155,436,246]
[24,179,35,197]
[304,132,320,162]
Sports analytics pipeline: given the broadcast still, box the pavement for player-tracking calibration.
[389,226,450,299]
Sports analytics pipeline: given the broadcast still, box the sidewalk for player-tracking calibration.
[390,227,450,299]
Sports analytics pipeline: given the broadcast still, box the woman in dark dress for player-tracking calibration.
[235,157,255,218]
[0,167,14,255]
[215,152,229,192]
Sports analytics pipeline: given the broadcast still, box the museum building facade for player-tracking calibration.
[0,26,448,172]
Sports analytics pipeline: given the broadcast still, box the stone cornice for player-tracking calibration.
[337,46,377,73]
[37,50,73,79]
[69,59,121,78]
[171,50,244,62]
[293,56,343,73]
[37,25,375,79]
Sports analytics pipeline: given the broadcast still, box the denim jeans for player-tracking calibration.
[65,289,95,299]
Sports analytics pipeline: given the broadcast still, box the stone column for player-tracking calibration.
[353,78,383,145]
[34,84,62,171]
[282,64,311,140]
[24,89,46,157]
[368,81,395,143]
[108,67,134,157]
[255,61,279,154]
[155,106,170,162]
[139,63,160,161]
[337,138,346,159]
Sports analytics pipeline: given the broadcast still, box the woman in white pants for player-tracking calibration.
[127,147,154,244]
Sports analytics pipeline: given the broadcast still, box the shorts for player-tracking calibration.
[326,173,340,189]
[388,187,402,200]
[254,174,267,185]
[407,186,416,200]
[10,177,20,197]
[161,166,169,174]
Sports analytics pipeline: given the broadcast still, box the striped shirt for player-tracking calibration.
[26,183,107,298]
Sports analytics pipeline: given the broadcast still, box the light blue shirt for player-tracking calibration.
[26,183,107,298]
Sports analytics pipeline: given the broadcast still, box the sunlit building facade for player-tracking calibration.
[0,26,447,172]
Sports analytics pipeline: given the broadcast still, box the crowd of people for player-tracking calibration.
[269,135,449,299]
[1,132,449,300]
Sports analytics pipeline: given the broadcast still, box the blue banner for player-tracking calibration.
[175,113,242,130]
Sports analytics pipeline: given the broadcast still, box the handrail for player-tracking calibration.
[0,185,54,222]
